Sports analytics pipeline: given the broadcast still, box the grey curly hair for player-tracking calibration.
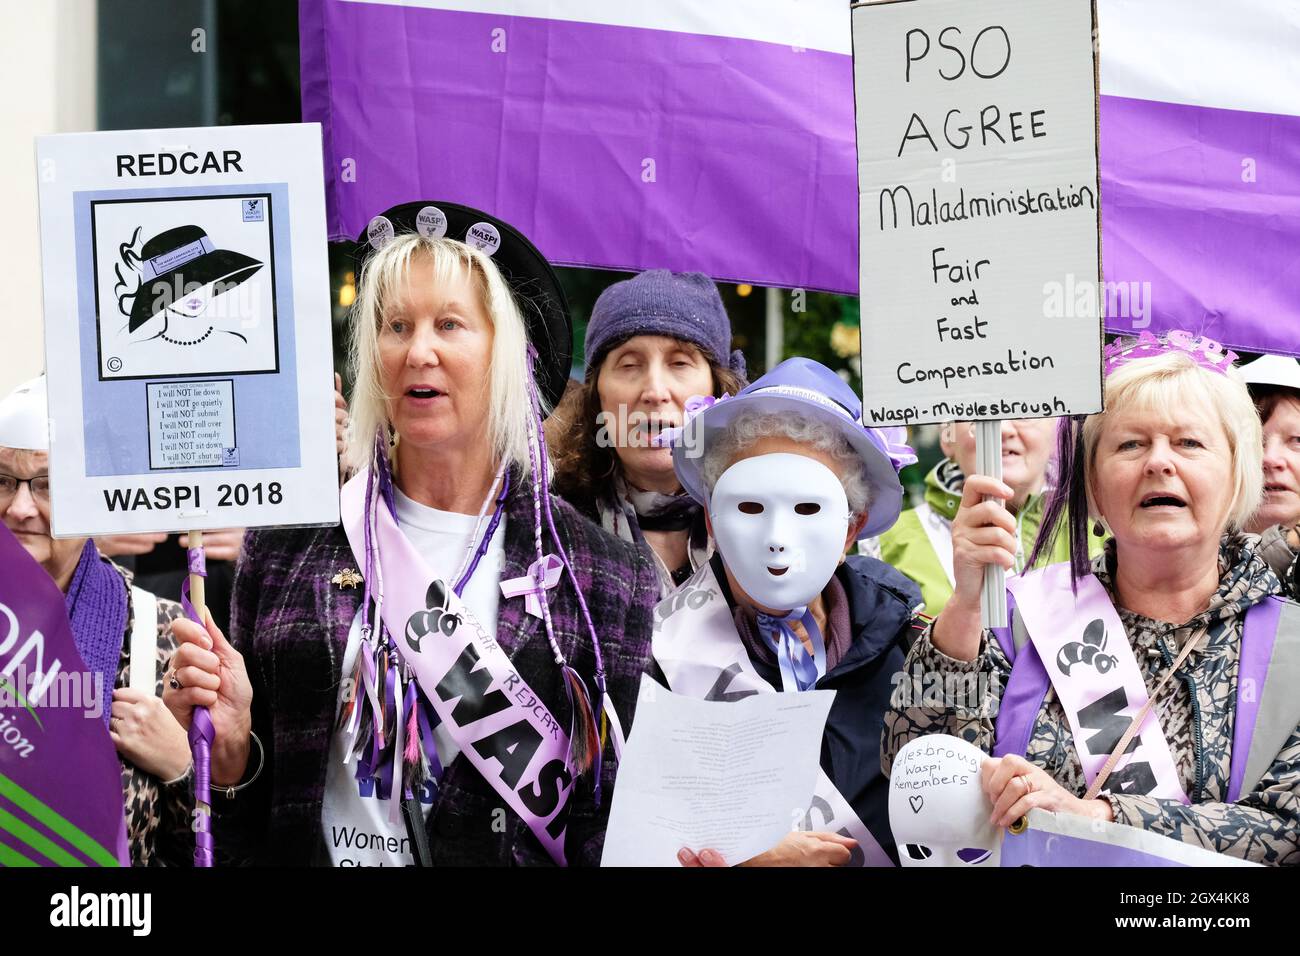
[701,409,873,515]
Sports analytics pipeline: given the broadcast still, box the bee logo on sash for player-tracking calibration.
[405,580,463,654]
[1056,619,1118,677]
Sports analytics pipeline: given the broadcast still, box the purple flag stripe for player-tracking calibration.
[1001,826,1190,868]
[1099,94,1300,357]
[301,0,857,292]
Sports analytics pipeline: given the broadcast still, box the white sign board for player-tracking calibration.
[36,123,340,536]
[853,0,1102,426]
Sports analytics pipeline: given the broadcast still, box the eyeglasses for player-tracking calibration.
[0,474,51,505]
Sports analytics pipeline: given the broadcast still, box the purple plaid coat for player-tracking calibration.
[215,474,659,866]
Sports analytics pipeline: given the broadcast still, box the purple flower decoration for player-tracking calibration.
[873,425,917,472]
[652,393,729,448]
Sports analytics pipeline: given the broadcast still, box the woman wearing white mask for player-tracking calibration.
[649,358,924,867]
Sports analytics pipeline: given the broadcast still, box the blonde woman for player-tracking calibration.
[165,202,658,867]
[884,332,1300,866]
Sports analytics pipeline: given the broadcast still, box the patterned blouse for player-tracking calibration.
[882,533,1300,866]
[112,563,194,866]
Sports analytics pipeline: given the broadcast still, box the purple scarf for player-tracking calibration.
[63,540,129,729]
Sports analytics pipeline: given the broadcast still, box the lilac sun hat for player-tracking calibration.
[670,357,914,538]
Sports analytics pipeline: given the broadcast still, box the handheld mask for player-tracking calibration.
[889,734,1001,867]
[709,453,851,610]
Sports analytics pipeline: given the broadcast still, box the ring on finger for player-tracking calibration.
[1020,773,1034,794]
[168,672,183,691]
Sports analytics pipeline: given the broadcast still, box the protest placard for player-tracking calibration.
[852,0,1103,427]
[35,123,338,537]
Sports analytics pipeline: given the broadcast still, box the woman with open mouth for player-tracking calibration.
[876,415,1105,617]
[163,201,659,867]
[550,270,746,595]
[1241,353,1300,599]
[884,330,1300,866]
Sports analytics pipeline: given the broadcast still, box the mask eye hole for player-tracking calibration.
[904,844,932,861]
[794,502,821,516]
[956,847,991,864]
[738,501,764,515]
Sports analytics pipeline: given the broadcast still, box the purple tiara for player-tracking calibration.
[1103,329,1239,377]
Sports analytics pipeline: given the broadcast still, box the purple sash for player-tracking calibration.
[996,570,1284,805]
[1228,597,1280,802]
[1003,565,1187,803]
[341,474,575,865]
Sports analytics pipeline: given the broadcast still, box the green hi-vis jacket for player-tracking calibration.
[878,458,1106,617]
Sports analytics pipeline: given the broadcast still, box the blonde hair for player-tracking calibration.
[1082,351,1263,533]
[346,235,540,475]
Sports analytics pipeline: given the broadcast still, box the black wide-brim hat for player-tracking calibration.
[353,201,572,410]
[128,224,263,332]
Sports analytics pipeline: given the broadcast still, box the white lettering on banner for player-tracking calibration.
[0,602,63,708]
[852,0,1102,425]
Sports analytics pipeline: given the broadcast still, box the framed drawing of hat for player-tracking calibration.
[90,193,280,380]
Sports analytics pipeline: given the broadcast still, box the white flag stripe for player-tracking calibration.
[1099,0,1300,117]
[343,0,852,55]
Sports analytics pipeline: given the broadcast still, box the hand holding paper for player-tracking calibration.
[601,677,835,867]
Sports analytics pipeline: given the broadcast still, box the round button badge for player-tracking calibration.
[367,215,395,250]
[416,205,448,239]
[464,221,501,257]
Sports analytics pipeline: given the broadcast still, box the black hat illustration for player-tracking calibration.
[128,225,263,333]
[353,201,572,410]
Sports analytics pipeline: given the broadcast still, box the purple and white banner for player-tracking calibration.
[0,527,128,867]
[299,0,858,292]
[302,0,1300,354]
[1097,0,1300,355]
[1001,809,1257,867]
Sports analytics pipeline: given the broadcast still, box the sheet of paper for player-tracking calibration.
[601,676,834,867]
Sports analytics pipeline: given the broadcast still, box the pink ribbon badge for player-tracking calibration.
[499,553,565,618]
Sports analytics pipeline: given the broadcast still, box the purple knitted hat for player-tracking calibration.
[583,269,746,379]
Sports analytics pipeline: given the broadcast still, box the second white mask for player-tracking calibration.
[709,452,852,610]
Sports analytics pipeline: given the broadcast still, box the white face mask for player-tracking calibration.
[709,453,851,610]
[888,734,1002,867]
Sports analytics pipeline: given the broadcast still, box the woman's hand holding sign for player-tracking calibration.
[165,612,255,786]
[981,754,1114,829]
[932,474,1017,662]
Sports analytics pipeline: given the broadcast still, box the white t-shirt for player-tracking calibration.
[322,489,506,866]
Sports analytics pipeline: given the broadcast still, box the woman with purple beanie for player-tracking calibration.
[551,270,747,594]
